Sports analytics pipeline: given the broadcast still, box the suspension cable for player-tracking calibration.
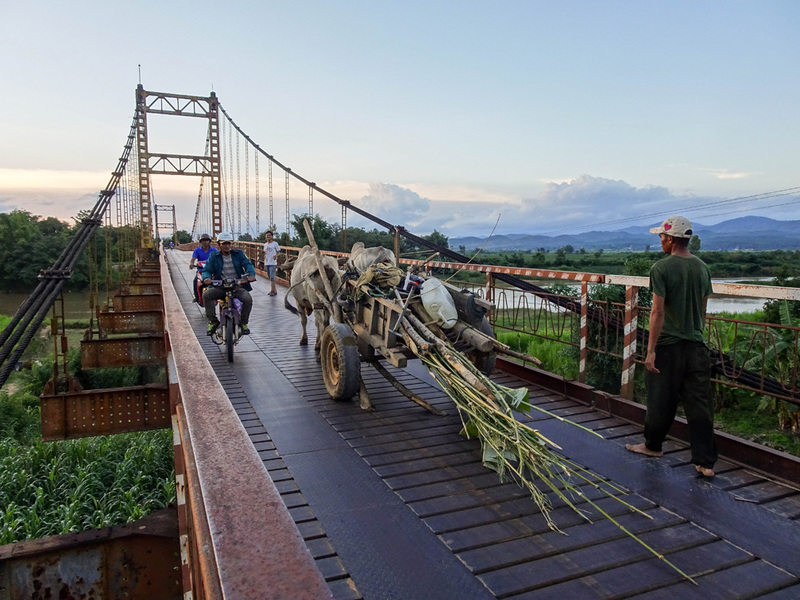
[0,114,138,386]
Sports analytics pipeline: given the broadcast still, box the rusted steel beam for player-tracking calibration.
[403,258,607,283]
[81,335,166,368]
[160,254,332,600]
[119,282,162,295]
[40,383,171,440]
[113,293,163,312]
[0,509,181,600]
[98,309,164,334]
[497,357,800,486]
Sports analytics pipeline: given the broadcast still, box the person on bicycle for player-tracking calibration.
[202,233,256,336]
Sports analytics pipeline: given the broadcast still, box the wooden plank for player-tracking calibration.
[730,481,799,504]
[395,472,509,504]
[598,423,644,438]
[352,431,463,457]
[753,585,800,599]
[707,468,765,490]
[341,423,462,447]
[762,494,800,519]
[626,559,799,600]
[441,494,657,553]
[372,450,479,478]
[409,483,532,519]
[383,462,490,491]
[478,522,713,598]
[422,483,635,535]
[362,440,477,468]
[460,507,685,575]
[520,538,753,600]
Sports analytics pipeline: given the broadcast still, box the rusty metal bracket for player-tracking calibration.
[81,334,166,368]
[0,508,181,599]
[113,293,163,312]
[40,383,171,440]
[98,309,164,334]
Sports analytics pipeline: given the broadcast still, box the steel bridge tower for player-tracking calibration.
[135,85,222,247]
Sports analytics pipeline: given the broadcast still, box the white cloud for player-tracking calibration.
[358,183,430,225]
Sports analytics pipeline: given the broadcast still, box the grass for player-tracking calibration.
[714,396,800,457]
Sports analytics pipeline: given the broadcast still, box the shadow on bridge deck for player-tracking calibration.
[167,250,800,600]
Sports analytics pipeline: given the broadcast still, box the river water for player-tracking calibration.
[485,279,773,316]
[0,291,94,319]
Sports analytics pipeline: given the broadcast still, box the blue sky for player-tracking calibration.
[1,1,799,237]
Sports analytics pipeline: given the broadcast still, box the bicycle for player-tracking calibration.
[207,278,248,362]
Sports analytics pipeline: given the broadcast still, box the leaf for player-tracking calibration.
[506,387,531,412]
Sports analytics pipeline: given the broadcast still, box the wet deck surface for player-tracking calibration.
[168,251,800,599]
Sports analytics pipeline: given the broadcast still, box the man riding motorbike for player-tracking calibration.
[201,233,256,335]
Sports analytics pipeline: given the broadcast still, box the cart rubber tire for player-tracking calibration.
[470,317,497,375]
[320,323,360,400]
[225,318,235,363]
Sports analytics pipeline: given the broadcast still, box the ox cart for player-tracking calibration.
[323,269,500,413]
[290,220,537,413]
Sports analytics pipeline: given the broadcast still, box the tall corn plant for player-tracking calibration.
[0,430,175,544]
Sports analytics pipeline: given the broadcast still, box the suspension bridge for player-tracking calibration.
[1,87,800,600]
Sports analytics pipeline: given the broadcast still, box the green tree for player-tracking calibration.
[423,230,449,250]
[0,210,76,291]
[290,214,336,250]
[175,230,192,244]
[689,235,701,253]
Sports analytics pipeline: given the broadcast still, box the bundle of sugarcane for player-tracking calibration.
[400,308,695,583]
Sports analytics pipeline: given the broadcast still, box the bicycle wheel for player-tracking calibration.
[225,316,235,362]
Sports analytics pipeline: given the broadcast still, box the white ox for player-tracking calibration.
[284,246,342,351]
[347,241,396,275]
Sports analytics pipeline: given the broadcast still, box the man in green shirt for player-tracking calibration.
[626,216,717,477]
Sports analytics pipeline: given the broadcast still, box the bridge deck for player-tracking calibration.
[167,251,800,600]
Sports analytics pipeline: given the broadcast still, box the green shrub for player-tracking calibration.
[0,391,41,445]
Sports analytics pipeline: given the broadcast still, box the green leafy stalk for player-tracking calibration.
[420,340,696,584]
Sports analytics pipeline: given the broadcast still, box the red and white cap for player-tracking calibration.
[650,216,693,238]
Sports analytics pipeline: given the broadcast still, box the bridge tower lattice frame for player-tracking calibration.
[135,85,222,246]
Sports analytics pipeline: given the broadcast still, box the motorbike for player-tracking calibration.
[207,278,248,362]
[191,261,207,305]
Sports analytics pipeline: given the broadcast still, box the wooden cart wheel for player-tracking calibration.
[320,323,361,400]
[470,317,497,375]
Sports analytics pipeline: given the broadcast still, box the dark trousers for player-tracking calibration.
[644,341,717,468]
[203,286,253,326]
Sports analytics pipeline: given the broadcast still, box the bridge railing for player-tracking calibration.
[160,253,331,599]
[448,269,800,408]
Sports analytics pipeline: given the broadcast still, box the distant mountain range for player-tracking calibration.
[449,217,800,252]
